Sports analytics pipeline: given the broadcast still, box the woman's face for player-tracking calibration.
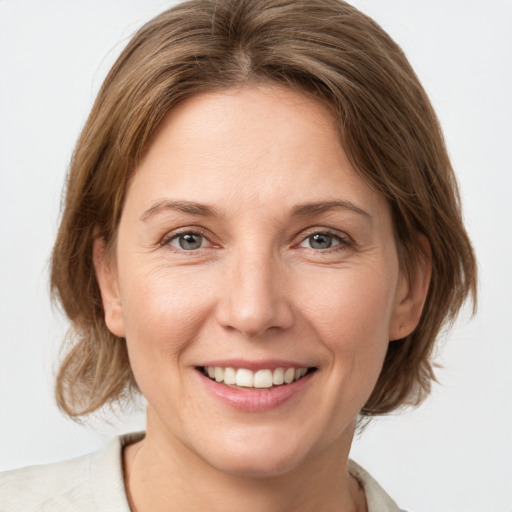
[96,86,420,477]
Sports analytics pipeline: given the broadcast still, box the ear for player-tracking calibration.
[389,235,432,341]
[92,238,126,338]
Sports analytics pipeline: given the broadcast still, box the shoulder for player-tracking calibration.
[0,451,94,511]
[0,433,142,512]
[349,459,410,512]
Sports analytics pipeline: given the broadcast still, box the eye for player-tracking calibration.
[299,232,343,250]
[169,232,207,251]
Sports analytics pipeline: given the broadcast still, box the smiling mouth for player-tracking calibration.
[199,366,317,389]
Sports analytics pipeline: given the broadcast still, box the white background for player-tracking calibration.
[1,1,511,511]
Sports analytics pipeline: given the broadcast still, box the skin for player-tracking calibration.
[94,85,430,512]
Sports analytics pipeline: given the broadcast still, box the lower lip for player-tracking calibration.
[197,370,315,412]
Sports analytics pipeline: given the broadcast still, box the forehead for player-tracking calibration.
[142,85,342,169]
[125,85,388,221]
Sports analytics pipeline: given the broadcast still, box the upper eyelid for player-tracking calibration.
[160,226,212,246]
[159,225,352,248]
[299,233,350,248]
[293,226,351,243]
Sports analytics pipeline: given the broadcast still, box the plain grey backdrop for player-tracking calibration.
[1,1,511,511]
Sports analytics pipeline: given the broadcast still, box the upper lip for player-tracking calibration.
[197,359,316,371]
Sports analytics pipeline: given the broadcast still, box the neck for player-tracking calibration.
[124,411,366,512]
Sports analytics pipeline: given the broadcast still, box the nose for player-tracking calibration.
[215,247,294,338]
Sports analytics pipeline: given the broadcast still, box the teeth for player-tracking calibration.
[284,368,295,384]
[273,367,285,385]
[254,369,273,388]
[203,366,311,388]
[224,367,236,385]
[236,368,253,387]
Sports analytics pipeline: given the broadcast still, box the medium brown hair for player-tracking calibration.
[51,0,477,417]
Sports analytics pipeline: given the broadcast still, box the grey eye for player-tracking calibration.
[301,233,340,250]
[170,233,204,250]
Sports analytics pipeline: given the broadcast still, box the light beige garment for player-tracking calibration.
[0,433,405,512]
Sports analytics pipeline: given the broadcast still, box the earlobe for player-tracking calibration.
[389,236,432,341]
[92,238,126,338]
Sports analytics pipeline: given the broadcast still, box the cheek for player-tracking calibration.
[303,268,395,338]
[117,265,213,376]
[298,267,396,383]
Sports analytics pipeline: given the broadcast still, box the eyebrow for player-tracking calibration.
[140,199,372,223]
[140,200,221,222]
[290,200,372,222]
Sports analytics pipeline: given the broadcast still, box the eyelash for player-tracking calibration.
[295,229,353,252]
[160,227,353,254]
[160,227,213,252]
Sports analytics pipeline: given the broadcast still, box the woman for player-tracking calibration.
[0,0,476,511]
